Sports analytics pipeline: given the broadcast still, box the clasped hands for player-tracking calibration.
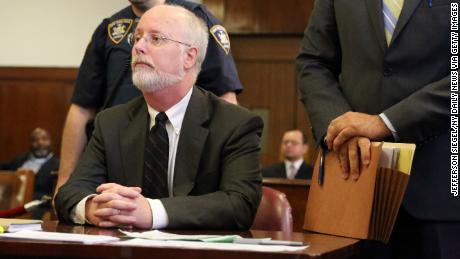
[325,112,391,180]
[85,183,153,229]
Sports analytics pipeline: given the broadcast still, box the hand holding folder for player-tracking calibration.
[304,142,415,243]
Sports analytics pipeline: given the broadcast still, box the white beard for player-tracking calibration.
[132,56,185,93]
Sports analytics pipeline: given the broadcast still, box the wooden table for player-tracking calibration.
[263,178,310,232]
[0,221,359,259]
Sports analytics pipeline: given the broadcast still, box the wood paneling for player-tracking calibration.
[204,0,312,34]
[204,0,317,165]
[0,67,76,161]
[232,35,317,166]
[0,38,317,168]
[0,1,316,166]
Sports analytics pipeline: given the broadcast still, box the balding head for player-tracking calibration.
[131,4,208,94]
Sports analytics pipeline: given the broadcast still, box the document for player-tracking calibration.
[118,230,308,252]
[113,238,308,252]
[120,230,241,242]
[0,218,42,233]
[0,230,119,244]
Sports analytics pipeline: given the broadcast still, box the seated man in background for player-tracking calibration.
[55,4,263,230]
[0,128,59,218]
[262,129,312,180]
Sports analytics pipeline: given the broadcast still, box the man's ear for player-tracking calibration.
[183,46,198,70]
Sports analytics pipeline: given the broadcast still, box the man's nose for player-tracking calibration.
[133,39,147,55]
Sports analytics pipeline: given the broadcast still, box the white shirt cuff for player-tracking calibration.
[147,199,169,229]
[379,113,399,141]
[70,194,97,225]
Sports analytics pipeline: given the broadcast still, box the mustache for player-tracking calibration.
[132,56,155,69]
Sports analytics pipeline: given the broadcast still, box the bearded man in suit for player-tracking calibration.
[56,4,263,230]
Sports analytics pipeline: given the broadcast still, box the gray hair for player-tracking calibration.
[168,4,209,73]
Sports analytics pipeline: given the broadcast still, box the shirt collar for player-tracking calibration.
[285,159,304,170]
[146,87,193,134]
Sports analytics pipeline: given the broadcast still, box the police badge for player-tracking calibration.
[127,18,140,46]
[108,19,133,44]
[210,25,230,55]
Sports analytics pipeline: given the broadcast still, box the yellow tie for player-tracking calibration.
[382,0,404,45]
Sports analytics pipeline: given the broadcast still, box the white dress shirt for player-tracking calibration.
[71,87,193,229]
[284,159,304,179]
[379,113,399,140]
[20,153,53,173]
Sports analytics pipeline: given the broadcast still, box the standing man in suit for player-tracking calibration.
[0,128,59,219]
[55,4,263,230]
[297,0,458,258]
[262,129,313,180]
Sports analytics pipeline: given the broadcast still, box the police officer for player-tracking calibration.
[56,0,243,192]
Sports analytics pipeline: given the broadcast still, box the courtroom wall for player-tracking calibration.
[0,0,316,166]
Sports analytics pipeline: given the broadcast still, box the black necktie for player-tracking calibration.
[143,112,169,199]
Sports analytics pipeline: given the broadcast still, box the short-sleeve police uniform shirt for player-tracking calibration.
[72,0,243,109]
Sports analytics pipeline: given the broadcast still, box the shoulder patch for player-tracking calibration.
[210,25,230,55]
[108,19,133,44]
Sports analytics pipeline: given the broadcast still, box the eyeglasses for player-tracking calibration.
[282,140,303,146]
[133,33,191,47]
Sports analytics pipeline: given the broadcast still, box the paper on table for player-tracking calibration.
[0,218,43,233]
[119,230,241,243]
[0,230,119,244]
[112,238,308,252]
[6,224,42,233]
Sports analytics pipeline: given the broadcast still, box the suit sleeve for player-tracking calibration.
[383,73,451,143]
[296,0,352,143]
[160,116,263,230]
[55,113,108,223]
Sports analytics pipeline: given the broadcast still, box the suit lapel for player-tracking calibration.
[365,0,387,52]
[295,163,305,179]
[296,162,312,179]
[173,87,210,196]
[280,163,288,178]
[120,98,148,187]
[390,0,421,45]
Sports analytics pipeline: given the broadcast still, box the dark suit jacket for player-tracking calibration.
[296,0,456,220]
[56,87,263,229]
[0,153,59,199]
[262,161,313,180]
